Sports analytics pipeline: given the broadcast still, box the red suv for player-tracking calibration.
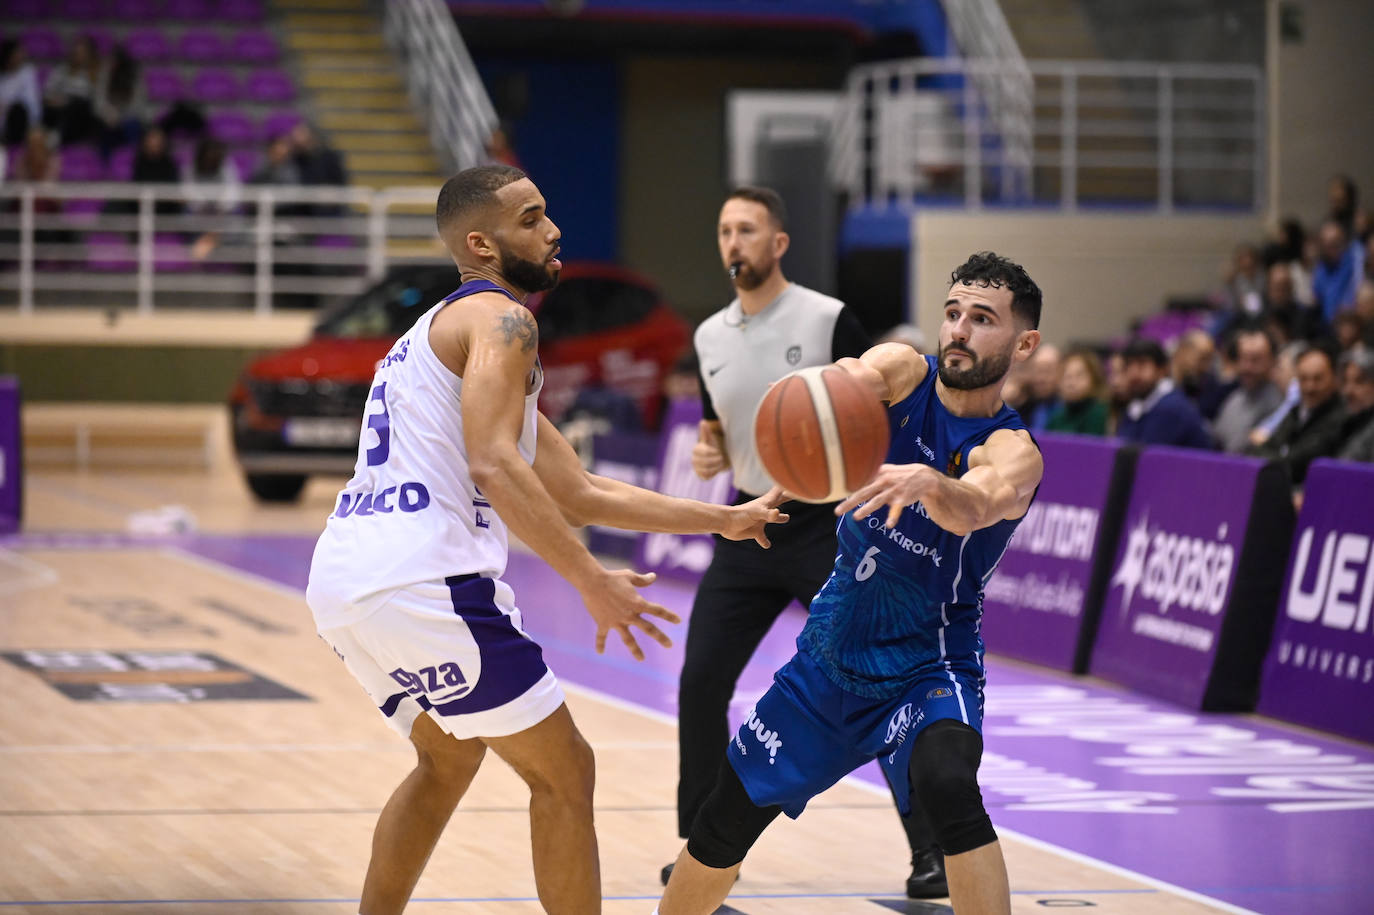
[230,262,690,501]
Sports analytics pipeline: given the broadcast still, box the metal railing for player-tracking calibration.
[382,0,499,175]
[0,182,447,314]
[841,57,1264,211]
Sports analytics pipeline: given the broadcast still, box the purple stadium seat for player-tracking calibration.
[207,110,255,145]
[86,233,137,273]
[154,232,195,272]
[164,0,213,19]
[229,149,257,180]
[191,69,241,104]
[144,67,186,104]
[229,29,279,63]
[218,0,265,23]
[178,29,229,62]
[20,28,64,62]
[8,0,47,18]
[110,0,164,19]
[124,29,173,63]
[245,70,295,104]
[108,147,137,181]
[65,197,105,226]
[61,0,107,20]
[260,110,302,140]
[84,29,118,58]
[59,146,105,182]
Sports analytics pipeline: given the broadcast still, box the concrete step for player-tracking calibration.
[295,51,394,71]
[285,31,385,52]
[345,151,440,173]
[283,12,378,31]
[317,110,420,132]
[351,171,445,189]
[312,89,411,111]
[330,131,433,153]
[301,69,403,91]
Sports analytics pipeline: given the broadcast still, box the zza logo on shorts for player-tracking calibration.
[926,687,954,700]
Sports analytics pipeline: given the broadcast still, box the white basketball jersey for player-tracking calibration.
[307,292,541,629]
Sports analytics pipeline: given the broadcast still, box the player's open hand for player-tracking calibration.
[835,463,938,528]
[719,485,790,547]
[581,568,682,661]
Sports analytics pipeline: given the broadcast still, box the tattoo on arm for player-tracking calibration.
[496,309,539,353]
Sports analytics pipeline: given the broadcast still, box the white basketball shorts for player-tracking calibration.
[318,572,565,740]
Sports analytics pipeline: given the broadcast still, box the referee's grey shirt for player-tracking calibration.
[695,283,872,496]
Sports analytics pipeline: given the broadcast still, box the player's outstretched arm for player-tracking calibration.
[836,342,928,405]
[532,413,788,547]
[458,299,679,660]
[835,429,1042,536]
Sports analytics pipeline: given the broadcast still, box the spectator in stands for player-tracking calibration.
[1173,328,1232,420]
[1017,343,1061,430]
[1335,348,1374,463]
[1313,219,1366,322]
[1263,218,1315,305]
[1328,174,1358,236]
[1221,242,1265,313]
[251,134,300,187]
[484,121,523,170]
[1046,348,1108,436]
[0,39,41,148]
[42,35,101,144]
[1356,282,1374,347]
[291,122,347,187]
[12,127,65,247]
[1116,338,1215,449]
[1105,350,1130,434]
[94,45,146,160]
[183,137,242,260]
[1250,340,1304,447]
[1261,261,1325,345]
[127,125,182,216]
[1332,311,1366,353]
[1250,340,1346,485]
[1212,326,1283,453]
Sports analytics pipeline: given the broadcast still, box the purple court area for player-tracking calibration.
[9,530,1372,914]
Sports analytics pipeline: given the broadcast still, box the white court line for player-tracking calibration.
[142,551,1257,913]
[0,548,60,597]
[560,680,1259,915]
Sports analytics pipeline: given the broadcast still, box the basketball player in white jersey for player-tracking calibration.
[306,165,787,915]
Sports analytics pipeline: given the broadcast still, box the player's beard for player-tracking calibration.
[937,342,1014,391]
[731,257,775,292]
[499,246,559,294]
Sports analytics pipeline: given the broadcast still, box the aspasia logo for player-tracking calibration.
[1111,511,1235,616]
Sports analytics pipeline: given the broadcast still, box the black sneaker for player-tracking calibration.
[906,846,948,899]
[660,862,675,886]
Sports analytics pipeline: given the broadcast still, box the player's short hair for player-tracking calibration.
[435,165,527,236]
[950,251,1042,329]
[1121,338,1168,367]
[725,186,787,231]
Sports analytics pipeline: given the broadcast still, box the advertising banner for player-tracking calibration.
[981,434,1134,672]
[0,377,20,534]
[1091,447,1293,710]
[1258,460,1374,744]
[637,398,735,581]
[586,431,660,560]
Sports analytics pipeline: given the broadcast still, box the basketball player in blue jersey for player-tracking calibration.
[306,165,788,915]
[655,252,1044,915]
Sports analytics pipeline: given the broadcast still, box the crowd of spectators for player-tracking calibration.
[1001,173,1374,499]
[0,33,345,205]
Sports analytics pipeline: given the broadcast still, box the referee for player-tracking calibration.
[667,186,947,899]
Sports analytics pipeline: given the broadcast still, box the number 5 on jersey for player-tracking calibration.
[365,382,390,466]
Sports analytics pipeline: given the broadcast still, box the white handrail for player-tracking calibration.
[0,182,446,315]
[382,0,499,175]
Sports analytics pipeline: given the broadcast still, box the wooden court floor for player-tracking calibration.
[0,459,1238,914]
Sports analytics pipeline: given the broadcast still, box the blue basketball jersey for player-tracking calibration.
[798,355,1031,698]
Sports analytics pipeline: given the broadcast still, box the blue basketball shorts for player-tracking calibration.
[726,648,984,818]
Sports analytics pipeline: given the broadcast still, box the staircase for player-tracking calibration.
[272,0,445,189]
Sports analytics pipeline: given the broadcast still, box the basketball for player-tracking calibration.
[753,365,890,503]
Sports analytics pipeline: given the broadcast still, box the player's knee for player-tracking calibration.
[685,762,781,868]
[909,720,997,856]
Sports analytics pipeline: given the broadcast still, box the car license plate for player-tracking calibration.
[283,418,358,448]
